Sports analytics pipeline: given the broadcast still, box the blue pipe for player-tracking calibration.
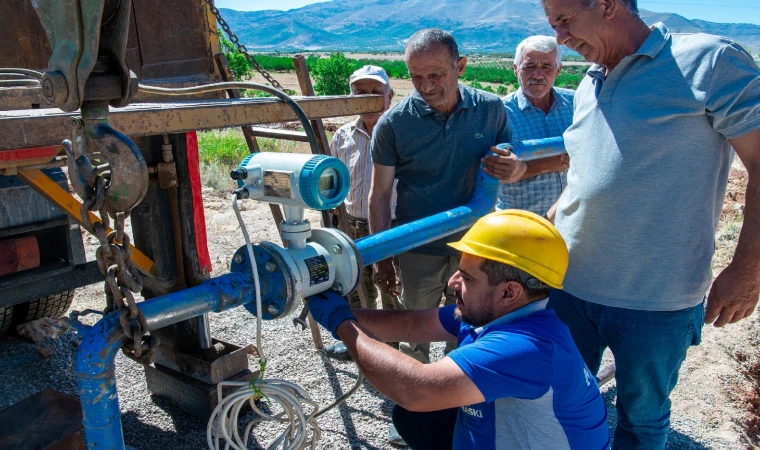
[501,136,566,161]
[356,166,498,266]
[76,272,261,449]
[355,137,565,266]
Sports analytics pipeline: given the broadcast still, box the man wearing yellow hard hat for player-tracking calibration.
[309,210,610,449]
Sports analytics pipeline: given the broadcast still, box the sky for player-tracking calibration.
[215,0,760,24]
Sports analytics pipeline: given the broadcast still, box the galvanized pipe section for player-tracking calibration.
[76,272,258,449]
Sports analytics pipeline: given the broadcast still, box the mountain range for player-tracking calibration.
[218,0,760,55]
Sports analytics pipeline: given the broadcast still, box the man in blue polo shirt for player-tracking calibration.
[309,210,610,450]
[369,28,527,366]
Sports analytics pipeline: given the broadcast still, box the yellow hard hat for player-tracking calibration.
[448,210,568,289]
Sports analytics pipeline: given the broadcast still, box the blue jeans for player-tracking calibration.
[549,290,704,450]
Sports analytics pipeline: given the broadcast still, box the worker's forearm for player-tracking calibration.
[353,308,453,343]
[336,320,435,409]
[353,309,414,342]
[518,154,566,181]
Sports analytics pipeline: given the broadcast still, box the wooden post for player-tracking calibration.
[214,53,285,232]
[292,55,373,311]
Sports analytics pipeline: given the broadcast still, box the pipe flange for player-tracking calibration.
[230,243,295,320]
[309,228,361,296]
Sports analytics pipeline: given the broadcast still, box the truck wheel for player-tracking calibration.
[12,290,76,326]
[0,306,12,336]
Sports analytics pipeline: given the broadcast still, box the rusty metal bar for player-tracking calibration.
[15,169,156,275]
[0,95,384,150]
[596,363,616,387]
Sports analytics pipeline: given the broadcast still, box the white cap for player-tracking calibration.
[349,65,390,85]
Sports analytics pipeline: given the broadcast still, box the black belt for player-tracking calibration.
[347,215,368,227]
[347,215,397,228]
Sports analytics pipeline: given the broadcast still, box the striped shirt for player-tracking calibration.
[496,87,574,215]
[329,118,396,220]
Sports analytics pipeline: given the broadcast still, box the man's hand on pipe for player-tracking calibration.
[373,259,401,296]
[482,145,527,183]
[544,154,570,173]
[307,291,357,339]
[705,262,760,327]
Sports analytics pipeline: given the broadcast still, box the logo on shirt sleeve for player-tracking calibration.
[584,366,593,387]
[461,405,483,418]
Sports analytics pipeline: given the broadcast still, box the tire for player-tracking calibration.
[0,306,12,336]
[11,290,76,326]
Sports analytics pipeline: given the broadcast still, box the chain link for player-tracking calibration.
[72,120,158,365]
[203,0,286,91]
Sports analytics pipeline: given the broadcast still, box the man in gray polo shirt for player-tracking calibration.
[541,0,760,448]
[369,28,526,364]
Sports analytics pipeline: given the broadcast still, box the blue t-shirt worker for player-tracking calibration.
[309,210,610,450]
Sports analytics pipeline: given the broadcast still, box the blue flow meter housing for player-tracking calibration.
[298,154,349,210]
[235,153,350,211]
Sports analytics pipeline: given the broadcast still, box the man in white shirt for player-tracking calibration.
[329,66,400,310]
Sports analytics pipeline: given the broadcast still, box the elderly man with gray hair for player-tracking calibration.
[496,35,573,215]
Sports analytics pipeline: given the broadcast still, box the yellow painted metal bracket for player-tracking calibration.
[16,169,156,276]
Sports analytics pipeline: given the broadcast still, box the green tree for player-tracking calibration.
[497,85,509,95]
[311,53,354,95]
[218,30,251,79]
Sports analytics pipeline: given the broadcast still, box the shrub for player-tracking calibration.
[311,53,354,95]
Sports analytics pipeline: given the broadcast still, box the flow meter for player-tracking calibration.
[230,153,360,319]
[231,152,350,209]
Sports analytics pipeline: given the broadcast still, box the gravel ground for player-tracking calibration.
[1,192,758,449]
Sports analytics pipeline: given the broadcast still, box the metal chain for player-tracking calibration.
[203,0,285,91]
[71,124,158,365]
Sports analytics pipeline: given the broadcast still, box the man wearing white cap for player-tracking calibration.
[328,65,400,320]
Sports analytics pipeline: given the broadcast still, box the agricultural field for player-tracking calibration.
[220,34,589,97]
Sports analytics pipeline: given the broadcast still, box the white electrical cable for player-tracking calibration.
[208,197,362,450]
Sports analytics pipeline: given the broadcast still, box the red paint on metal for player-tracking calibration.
[0,236,40,276]
[0,146,57,162]
[185,131,212,274]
